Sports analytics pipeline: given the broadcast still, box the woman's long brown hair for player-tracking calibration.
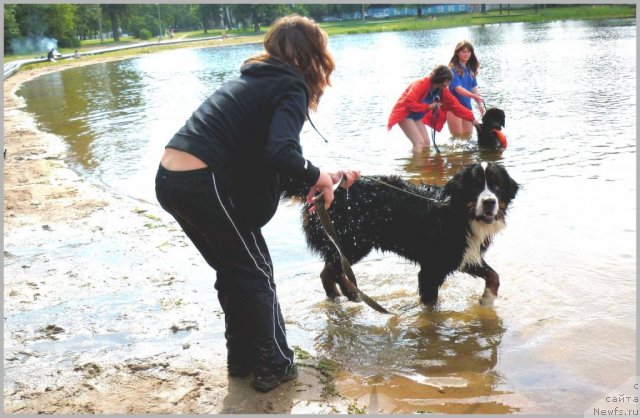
[246,15,335,111]
[448,40,480,77]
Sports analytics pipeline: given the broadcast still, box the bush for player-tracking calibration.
[139,29,152,40]
[59,35,80,48]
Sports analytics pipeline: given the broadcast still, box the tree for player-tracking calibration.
[46,3,78,47]
[123,4,162,38]
[198,4,217,33]
[222,4,232,29]
[11,4,78,50]
[161,4,201,32]
[4,4,20,52]
[74,4,101,40]
[229,4,291,32]
[102,4,127,41]
[304,4,327,21]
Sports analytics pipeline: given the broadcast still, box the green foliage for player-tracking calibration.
[228,4,294,32]
[9,4,78,51]
[3,4,21,52]
[139,28,152,40]
[74,4,101,41]
[318,5,635,37]
[47,4,79,47]
[3,4,635,57]
[127,9,160,39]
[102,4,128,42]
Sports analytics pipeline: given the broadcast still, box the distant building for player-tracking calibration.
[334,4,533,21]
[366,4,472,19]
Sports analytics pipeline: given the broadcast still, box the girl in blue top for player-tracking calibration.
[447,40,485,136]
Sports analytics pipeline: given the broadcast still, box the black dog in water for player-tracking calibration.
[281,162,519,306]
[476,108,507,149]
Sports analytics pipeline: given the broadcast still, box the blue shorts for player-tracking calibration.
[460,100,472,111]
[407,111,426,121]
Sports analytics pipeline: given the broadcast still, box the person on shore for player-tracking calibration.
[73,49,80,59]
[447,40,484,136]
[387,65,479,153]
[47,48,56,62]
[155,15,360,393]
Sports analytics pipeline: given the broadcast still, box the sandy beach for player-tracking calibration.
[3,54,355,414]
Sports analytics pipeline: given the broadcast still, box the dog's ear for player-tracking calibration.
[490,163,519,199]
[443,164,474,200]
[443,171,462,198]
[506,171,519,199]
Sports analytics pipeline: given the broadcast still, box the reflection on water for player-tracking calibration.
[399,144,505,185]
[317,302,511,413]
[13,18,636,413]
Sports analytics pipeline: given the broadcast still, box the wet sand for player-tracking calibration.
[3,54,354,414]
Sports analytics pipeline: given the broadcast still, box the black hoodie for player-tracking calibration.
[166,57,321,228]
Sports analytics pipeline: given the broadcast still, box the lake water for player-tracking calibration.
[13,18,636,413]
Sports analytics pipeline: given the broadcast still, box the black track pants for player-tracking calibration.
[155,165,294,373]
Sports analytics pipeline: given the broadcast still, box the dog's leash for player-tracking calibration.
[431,95,441,153]
[366,177,442,203]
[306,111,329,143]
[306,115,392,313]
[313,179,394,315]
[481,100,487,112]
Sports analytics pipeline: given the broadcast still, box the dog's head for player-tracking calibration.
[476,108,507,149]
[482,108,505,130]
[443,162,519,224]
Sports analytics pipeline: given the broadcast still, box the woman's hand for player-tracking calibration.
[306,170,361,213]
[428,102,442,112]
[331,169,361,189]
[306,171,335,213]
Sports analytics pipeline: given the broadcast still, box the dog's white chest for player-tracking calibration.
[459,220,505,269]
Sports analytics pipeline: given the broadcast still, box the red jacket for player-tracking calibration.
[387,76,474,132]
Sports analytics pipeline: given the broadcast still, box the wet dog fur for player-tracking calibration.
[280,162,519,306]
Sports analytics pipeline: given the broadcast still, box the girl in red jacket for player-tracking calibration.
[388,65,479,153]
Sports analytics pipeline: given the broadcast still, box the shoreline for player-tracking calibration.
[3,59,116,230]
[3,35,266,228]
[3,46,353,414]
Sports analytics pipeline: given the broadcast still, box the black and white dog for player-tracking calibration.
[476,108,507,149]
[281,162,519,306]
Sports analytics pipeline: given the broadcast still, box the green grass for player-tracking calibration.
[4,38,145,62]
[181,27,263,39]
[318,5,635,36]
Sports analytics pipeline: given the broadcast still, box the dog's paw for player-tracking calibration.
[344,291,361,303]
[479,288,497,306]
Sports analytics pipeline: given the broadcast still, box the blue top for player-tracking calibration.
[449,65,477,110]
[407,87,443,121]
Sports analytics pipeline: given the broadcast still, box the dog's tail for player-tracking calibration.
[280,175,308,202]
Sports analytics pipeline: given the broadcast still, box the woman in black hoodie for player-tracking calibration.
[155,15,359,392]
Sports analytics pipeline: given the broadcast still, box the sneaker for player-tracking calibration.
[252,364,298,392]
